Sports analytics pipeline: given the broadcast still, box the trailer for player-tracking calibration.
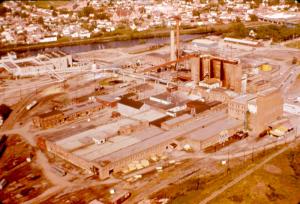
[0,135,7,158]
[111,191,131,204]
[204,131,248,153]
[0,178,7,190]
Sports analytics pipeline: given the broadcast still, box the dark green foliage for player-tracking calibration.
[225,22,248,38]
[255,25,300,42]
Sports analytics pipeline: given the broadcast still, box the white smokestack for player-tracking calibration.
[170,30,176,61]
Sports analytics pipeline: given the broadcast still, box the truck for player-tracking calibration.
[26,100,38,110]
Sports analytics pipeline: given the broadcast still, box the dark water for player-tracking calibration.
[15,34,200,57]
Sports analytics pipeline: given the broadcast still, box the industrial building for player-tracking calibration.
[228,87,283,134]
[224,37,260,47]
[0,51,72,77]
[187,118,243,150]
[33,101,104,129]
[117,97,150,117]
[189,54,242,93]
[36,103,241,179]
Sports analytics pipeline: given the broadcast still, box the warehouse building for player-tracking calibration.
[117,97,150,117]
[187,118,243,150]
[0,51,72,77]
[37,108,235,179]
[33,101,104,129]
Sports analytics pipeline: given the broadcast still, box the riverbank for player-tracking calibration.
[0,21,269,55]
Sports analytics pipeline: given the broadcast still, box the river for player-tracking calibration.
[15,34,201,58]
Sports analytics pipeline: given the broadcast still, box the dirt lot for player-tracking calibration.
[0,134,52,204]
[39,184,112,204]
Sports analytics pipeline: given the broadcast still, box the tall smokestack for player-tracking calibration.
[170,30,176,61]
[176,18,180,58]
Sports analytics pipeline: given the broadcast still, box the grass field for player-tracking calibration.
[286,41,300,49]
[152,144,300,204]
[210,146,300,204]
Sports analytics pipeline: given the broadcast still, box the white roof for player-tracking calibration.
[131,109,166,122]
[224,37,259,46]
[192,39,217,46]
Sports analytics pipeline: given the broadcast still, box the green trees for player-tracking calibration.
[225,22,248,38]
[254,25,300,42]
[78,6,95,17]
[0,5,10,17]
[37,17,44,25]
[192,9,201,17]
[52,10,58,17]
[78,6,110,20]
[292,57,298,64]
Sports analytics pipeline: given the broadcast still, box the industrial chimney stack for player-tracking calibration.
[170,30,176,61]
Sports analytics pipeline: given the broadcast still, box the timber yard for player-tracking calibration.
[1,2,300,204]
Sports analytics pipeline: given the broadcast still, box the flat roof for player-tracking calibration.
[63,101,102,116]
[192,39,218,45]
[143,98,174,110]
[97,111,227,164]
[131,109,166,122]
[3,61,17,69]
[85,127,164,163]
[186,100,211,113]
[42,125,97,142]
[54,118,138,151]
[258,87,278,97]
[149,91,189,106]
[224,37,259,46]
[47,110,228,166]
[118,97,144,109]
[188,118,243,141]
[163,114,192,126]
[231,94,257,104]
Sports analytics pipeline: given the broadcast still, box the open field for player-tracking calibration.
[210,144,300,204]
[286,41,300,49]
[151,144,300,204]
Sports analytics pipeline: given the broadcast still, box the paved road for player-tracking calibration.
[199,141,297,204]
